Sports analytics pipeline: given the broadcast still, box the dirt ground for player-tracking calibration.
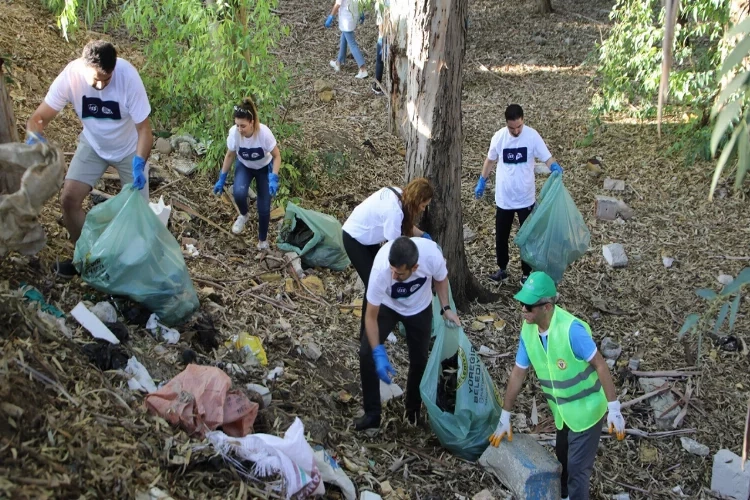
[1,0,749,498]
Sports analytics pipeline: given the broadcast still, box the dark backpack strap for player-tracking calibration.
[385,186,402,201]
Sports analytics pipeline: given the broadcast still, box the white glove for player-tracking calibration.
[489,410,512,446]
[607,400,626,440]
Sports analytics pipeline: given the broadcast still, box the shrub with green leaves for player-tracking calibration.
[594,0,729,119]
[121,0,289,172]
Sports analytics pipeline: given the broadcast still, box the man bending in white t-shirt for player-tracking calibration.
[355,236,461,431]
[474,104,562,285]
[26,40,153,279]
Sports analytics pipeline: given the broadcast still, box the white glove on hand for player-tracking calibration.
[489,410,512,446]
[607,400,626,440]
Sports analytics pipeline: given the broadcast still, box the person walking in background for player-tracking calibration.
[212,97,282,250]
[489,272,626,500]
[474,104,562,285]
[325,0,368,79]
[25,40,153,279]
[342,178,434,361]
[371,0,390,95]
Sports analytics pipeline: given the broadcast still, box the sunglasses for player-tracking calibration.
[520,301,546,311]
[233,106,254,119]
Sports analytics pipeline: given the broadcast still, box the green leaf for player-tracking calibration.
[737,122,750,192]
[696,288,717,300]
[729,294,741,333]
[720,36,750,77]
[709,128,740,201]
[678,313,700,339]
[713,302,730,335]
[721,267,750,295]
[711,100,741,153]
[714,71,750,109]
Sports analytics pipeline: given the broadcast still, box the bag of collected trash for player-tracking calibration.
[277,202,350,271]
[514,172,590,283]
[420,286,502,461]
[207,417,324,499]
[145,364,258,437]
[0,141,65,256]
[73,185,199,325]
[313,446,356,500]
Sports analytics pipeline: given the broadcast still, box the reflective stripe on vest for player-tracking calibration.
[521,306,608,432]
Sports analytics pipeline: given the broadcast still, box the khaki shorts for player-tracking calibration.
[66,134,149,199]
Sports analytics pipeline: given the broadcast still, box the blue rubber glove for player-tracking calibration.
[213,171,228,194]
[422,232,432,240]
[359,12,365,24]
[25,132,46,145]
[269,172,280,196]
[132,155,147,190]
[325,14,334,28]
[550,162,563,175]
[474,176,487,199]
[373,344,396,384]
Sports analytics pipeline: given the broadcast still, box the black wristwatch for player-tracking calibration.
[440,305,451,316]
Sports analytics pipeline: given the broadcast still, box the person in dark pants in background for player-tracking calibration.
[341,178,434,345]
[356,236,460,431]
[371,0,390,95]
[473,104,562,285]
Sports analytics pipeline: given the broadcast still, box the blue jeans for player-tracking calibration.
[233,160,271,241]
[338,31,365,67]
[375,36,384,82]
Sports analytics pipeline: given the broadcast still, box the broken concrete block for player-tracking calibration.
[639,378,680,429]
[595,195,634,221]
[680,437,709,457]
[178,141,192,157]
[611,493,630,500]
[603,178,625,191]
[711,448,750,500]
[314,79,333,93]
[171,157,198,176]
[302,342,322,361]
[627,358,641,371]
[600,337,622,360]
[155,137,172,155]
[479,433,561,500]
[603,243,628,268]
[463,224,477,242]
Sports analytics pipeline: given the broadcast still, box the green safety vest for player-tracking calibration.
[521,306,607,432]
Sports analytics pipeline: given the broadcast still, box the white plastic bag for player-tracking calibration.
[313,447,356,500]
[125,356,157,393]
[148,196,172,227]
[146,313,180,344]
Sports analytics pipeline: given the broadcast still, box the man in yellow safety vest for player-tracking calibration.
[489,271,626,500]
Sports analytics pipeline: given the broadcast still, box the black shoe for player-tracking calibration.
[371,82,384,95]
[53,259,79,279]
[489,268,508,282]
[354,413,381,431]
[520,274,529,285]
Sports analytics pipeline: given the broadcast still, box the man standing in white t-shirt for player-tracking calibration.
[474,104,562,285]
[26,40,153,278]
[355,236,461,431]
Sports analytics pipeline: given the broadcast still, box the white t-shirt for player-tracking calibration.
[487,125,552,210]
[227,124,277,170]
[342,187,403,245]
[367,238,448,316]
[336,0,359,32]
[45,58,151,163]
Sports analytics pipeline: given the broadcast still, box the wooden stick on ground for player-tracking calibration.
[671,387,707,417]
[673,384,693,428]
[172,199,240,240]
[621,383,671,409]
[151,176,186,196]
[631,370,700,378]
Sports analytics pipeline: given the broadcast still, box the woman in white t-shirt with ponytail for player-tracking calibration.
[213,97,282,250]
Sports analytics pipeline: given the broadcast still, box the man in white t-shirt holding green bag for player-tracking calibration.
[474,104,562,285]
[26,40,153,279]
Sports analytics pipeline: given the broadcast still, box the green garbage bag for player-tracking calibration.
[514,172,590,283]
[73,185,199,325]
[420,286,502,461]
[276,202,350,271]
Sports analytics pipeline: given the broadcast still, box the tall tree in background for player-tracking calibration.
[0,60,19,144]
[384,0,492,307]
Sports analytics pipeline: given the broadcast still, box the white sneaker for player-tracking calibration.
[355,69,368,79]
[329,60,340,72]
[232,214,249,234]
[257,240,270,251]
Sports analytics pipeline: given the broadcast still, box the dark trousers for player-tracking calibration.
[495,204,534,275]
[375,37,384,83]
[233,160,271,240]
[556,418,603,500]
[342,231,381,336]
[359,304,432,416]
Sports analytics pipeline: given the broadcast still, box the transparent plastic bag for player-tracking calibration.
[514,172,590,283]
[73,185,199,325]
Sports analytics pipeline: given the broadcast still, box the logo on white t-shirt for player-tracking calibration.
[81,96,122,120]
[503,147,528,164]
[390,276,427,300]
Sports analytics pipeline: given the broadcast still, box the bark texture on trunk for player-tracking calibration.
[390,0,492,308]
[0,59,19,144]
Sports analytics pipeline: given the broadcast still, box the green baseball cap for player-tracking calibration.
[513,271,557,304]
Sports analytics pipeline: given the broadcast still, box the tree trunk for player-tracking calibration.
[536,0,553,15]
[0,59,19,144]
[387,0,493,308]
